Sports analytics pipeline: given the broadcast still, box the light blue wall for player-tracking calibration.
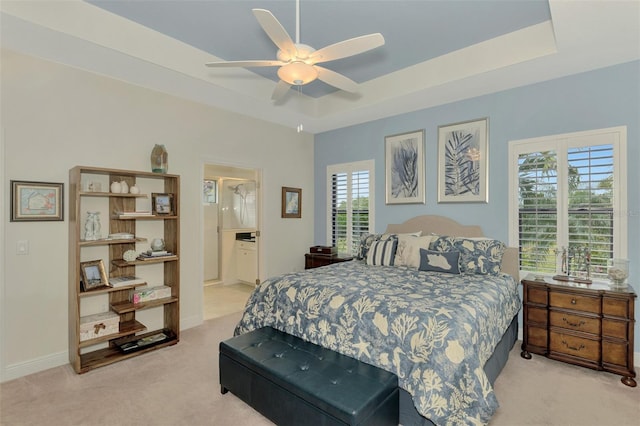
[314,60,640,351]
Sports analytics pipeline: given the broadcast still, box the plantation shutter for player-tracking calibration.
[517,151,558,274]
[567,145,615,275]
[511,127,625,279]
[328,161,374,256]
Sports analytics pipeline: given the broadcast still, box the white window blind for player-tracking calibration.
[509,127,627,279]
[327,160,375,256]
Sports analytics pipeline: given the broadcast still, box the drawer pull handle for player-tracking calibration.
[571,298,577,305]
[561,339,585,352]
[93,323,106,335]
[562,317,585,328]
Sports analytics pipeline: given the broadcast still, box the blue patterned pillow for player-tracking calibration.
[366,238,398,266]
[357,233,381,260]
[430,236,506,275]
[419,249,461,274]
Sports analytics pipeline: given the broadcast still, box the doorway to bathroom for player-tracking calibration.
[203,163,260,320]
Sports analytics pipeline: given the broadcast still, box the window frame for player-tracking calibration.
[508,126,627,279]
[326,160,375,255]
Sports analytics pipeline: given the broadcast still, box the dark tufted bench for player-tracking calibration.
[220,327,399,426]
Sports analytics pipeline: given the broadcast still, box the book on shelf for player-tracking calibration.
[137,252,175,260]
[107,232,135,240]
[109,276,146,287]
[115,211,152,218]
[141,250,169,256]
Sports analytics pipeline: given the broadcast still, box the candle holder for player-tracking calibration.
[553,245,592,284]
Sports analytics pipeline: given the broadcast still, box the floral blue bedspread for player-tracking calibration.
[235,261,521,425]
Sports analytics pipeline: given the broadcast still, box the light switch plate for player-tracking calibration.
[17,240,29,255]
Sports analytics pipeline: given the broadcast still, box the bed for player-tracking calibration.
[235,215,521,425]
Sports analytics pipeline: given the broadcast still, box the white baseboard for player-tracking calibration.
[180,314,203,331]
[1,350,67,383]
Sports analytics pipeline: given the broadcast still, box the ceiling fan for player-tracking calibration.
[205,0,385,101]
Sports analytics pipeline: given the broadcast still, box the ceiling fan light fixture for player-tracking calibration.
[277,62,318,86]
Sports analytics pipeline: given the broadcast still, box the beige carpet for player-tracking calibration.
[1,312,638,426]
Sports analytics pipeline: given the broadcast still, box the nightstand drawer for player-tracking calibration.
[549,292,600,314]
[550,331,600,362]
[603,297,630,319]
[527,286,548,305]
[550,311,600,334]
[602,340,629,367]
[527,306,547,325]
[526,325,548,348]
[602,319,628,340]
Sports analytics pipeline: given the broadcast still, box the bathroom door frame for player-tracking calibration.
[201,159,263,289]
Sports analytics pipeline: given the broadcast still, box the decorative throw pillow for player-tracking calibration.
[366,238,398,266]
[418,248,461,274]
[452,237,506,275]
[394,235,438,268]
[357,233,381,260]
[429,235,456,252]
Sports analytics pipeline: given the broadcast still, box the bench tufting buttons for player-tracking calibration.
[274,352,284,358]
[330,378,340,385]
[299,363,310,371]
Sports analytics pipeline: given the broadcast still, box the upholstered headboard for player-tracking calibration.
[384,215,519,281]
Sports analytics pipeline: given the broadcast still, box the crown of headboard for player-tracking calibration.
[384,215,519,281]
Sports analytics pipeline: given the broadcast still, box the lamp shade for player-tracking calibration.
[277,62,318,86]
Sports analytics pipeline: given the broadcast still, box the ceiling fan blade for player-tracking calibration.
[309,33,385,64]
[315,66,358,93]
[271,80,292,101]
[205,60,284,68]
[252,9,297,59]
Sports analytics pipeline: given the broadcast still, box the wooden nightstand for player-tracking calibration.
[521,275,637,387]
[304,253,354,269]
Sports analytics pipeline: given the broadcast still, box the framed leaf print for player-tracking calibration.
[385,129,425,204]
[438,118,488,203]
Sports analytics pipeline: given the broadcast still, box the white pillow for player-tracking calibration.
[394,235,438,268]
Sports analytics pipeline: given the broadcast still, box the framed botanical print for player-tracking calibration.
[438,118,489,203]
[385,130,425,204]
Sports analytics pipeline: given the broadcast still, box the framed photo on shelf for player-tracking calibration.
[10,180,64,222]
[152,193,174,215]
[437,117,489,203]
[385,129,425,204]
[80,260,109,292]
[281,187,301,218]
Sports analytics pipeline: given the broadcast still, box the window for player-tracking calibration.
[327,160,375,256]
[508,127,627,279]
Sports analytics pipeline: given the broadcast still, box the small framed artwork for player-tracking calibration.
[281,187,301,218]
[80,260,109,292]
[438,117,489,203]
[152,193,174,215]
[10,180,64,222]
[203,179,218,204]
[385,129,425,204]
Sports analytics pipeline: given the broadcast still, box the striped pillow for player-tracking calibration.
[366,238,398,266]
